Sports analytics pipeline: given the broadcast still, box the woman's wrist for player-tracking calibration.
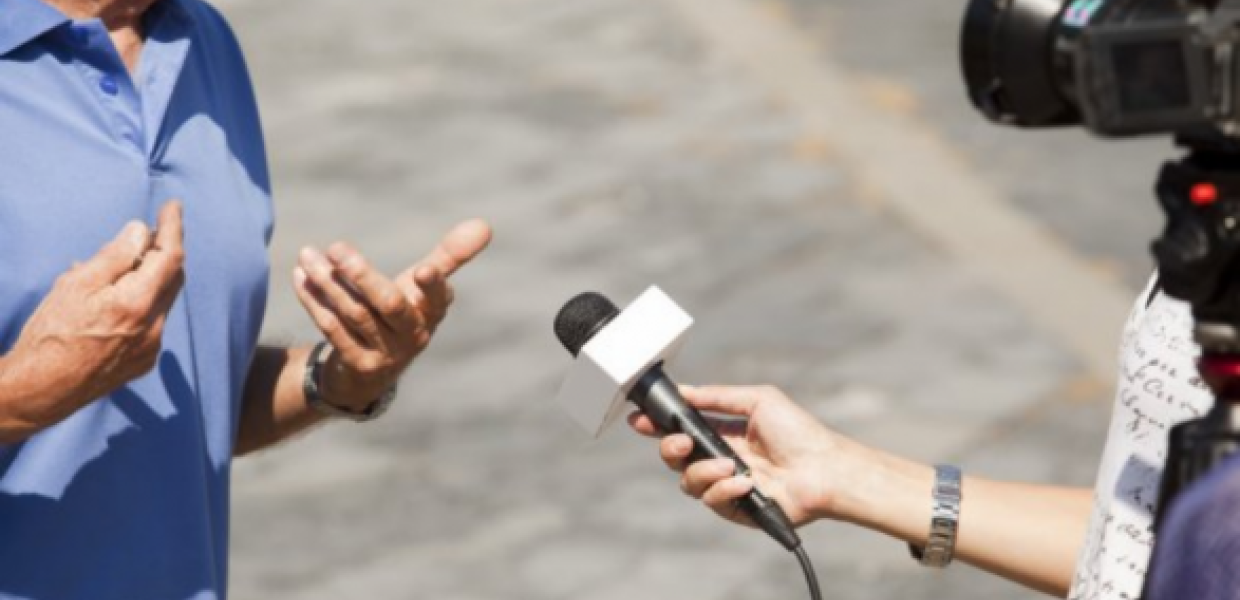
[827,447,936,544]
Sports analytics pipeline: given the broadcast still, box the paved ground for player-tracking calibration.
[781,0,1170,290]
[212,0,1160,598]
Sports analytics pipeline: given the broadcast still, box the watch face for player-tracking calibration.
[925,549,950,567]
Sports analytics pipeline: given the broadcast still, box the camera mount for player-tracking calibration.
[1143,133,1240,596]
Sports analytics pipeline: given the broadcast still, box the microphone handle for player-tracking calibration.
[629,366,802,551]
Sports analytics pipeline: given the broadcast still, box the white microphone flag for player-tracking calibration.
[554,286,694,438]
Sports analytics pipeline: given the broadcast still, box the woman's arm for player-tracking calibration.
[852,453,1092,596]
[632,385,1095,598]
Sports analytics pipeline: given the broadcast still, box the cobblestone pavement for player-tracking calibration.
[780,0,1170,290]
[215,0,1142,598]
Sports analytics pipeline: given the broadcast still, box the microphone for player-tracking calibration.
[554,291,803,552]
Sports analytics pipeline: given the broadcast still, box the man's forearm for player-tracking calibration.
[0,353,58,445]
[235,345,327,456]
[0,348,99,445]
[842,452,1094,597]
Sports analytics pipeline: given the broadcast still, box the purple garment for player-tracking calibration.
[1146,452,1240,600]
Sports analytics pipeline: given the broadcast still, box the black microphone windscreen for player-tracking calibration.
[554,292,620,357]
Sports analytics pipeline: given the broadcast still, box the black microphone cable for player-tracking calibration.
[794,544,823,600]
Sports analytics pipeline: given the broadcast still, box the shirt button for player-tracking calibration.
[99,75,119,96]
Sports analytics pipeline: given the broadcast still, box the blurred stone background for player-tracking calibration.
[214,0,1172,598]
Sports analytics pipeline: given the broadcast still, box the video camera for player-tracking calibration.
[963,0,1240,137]
[960,2,1240,596]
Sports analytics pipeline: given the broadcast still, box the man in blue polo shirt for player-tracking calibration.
[0,1,492,598]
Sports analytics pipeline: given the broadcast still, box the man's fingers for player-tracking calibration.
[299,246,383,347]
[152,201,184,258]
[680,385,763,417]
[78,220,153,287]
[419,219,492,277]
[680,458,736,499]
[292,267,365,357]
[136,270,185,343]
[395,219,489,329]
[150,270,185,317]
[411,265,451,328]
[124,201,185,294]
[326,242,419,334]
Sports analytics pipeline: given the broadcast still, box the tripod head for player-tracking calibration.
[1148,134,1240,531]
[1154,134,1240,345]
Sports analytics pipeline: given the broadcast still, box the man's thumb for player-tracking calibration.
[77,221,151,286]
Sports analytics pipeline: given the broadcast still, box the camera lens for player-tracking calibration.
[961,0,1080,127]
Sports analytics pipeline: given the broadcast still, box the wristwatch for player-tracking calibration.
[303,341,397,422]
[908,464,963,568]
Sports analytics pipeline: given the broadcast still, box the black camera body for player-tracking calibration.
[963,0,1240,137]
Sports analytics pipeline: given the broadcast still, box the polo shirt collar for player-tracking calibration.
[0,0,69,57]
[0,0,194,58]
[145,0,195,31]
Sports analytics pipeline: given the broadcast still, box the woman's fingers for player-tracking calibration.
[703,476,757,520]
[660,434,693,471]
[629,410,748,440]
[680,458,736,498]
[628,412,659,437]
[680,385,763,416]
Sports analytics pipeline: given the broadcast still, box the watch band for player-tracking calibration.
[908,464,962,568]
[303,341,397,422]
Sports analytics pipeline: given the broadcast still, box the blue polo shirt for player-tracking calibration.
[0,1,272,598]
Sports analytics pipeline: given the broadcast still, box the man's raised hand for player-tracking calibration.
[292,219,492,412]
[0,202,185,442]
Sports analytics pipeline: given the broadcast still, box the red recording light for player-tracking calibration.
[1191,183,1219,206]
